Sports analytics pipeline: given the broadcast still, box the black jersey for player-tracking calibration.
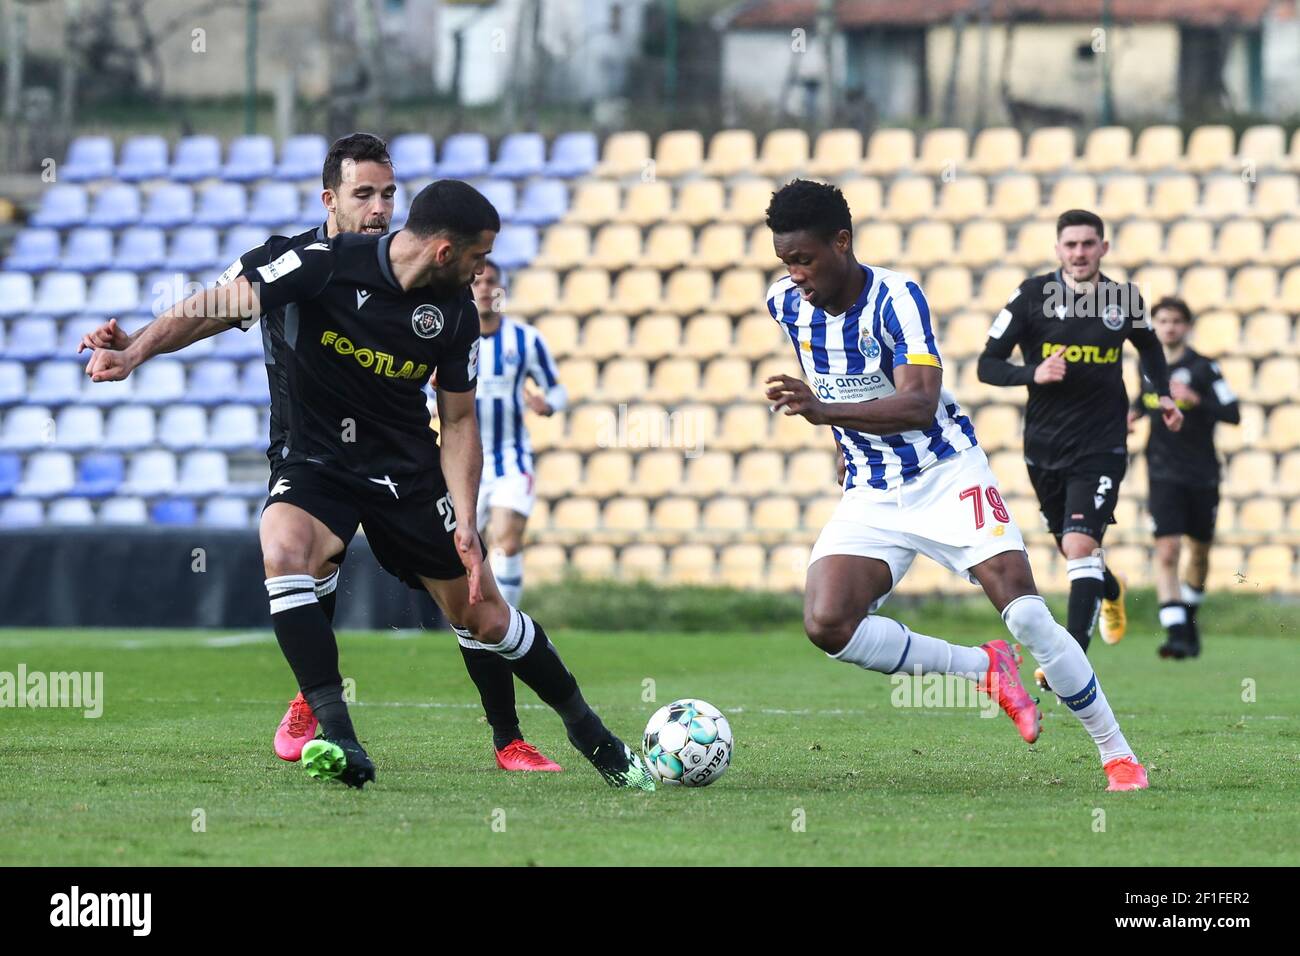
[1137,346,1240,487]
[977,270,1170,470]
[232,231,480,477]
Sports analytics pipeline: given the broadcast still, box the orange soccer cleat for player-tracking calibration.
[495,740,563,772]
[274,692,318,762]
[1104,756,1149,791]
[979,640,1041,744]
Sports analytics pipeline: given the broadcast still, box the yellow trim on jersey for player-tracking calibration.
[903,353,942,368]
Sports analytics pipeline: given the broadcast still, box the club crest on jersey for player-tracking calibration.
[1101,304,1125,331]
[859,328,881,360]
[411,304,444,339]
[1171,367,1193,386]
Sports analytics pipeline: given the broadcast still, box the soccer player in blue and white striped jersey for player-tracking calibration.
[762,180,1148,791]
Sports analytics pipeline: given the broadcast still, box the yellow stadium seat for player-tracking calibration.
[1179,267,1228,312]
[1081,126,1132,172]
[561,268,611,316]
[745,224,783,271]
[757,128,810,177]
[1200,177,1250,220]
[639,223,691,271]
[581,449,633,499]
[1132,266,1178,303]
[650,497,699,534]
[937,176,988,222]
[693,223,745,271]
[603,496,649,534]
[704,129,758,177]
[535,224,591,270]
[808,128,863,176]
[924,266,973,315]
[572,544,615,578]
[1226,450,1276,497]
[628,314,682,359]
[700,357,751,403]
[1244,545,1294,592]
[735,314,786,359]
[861,128,916,176]
[1189,311,1239,358]
[1280,450,1300,489]
[1103,545,1149,588]
[1159,220,1213,267]
[955,220,1006,267]
[669,178,725,227]
[1241,312,1293,358]
[668,544,715,585]
[1282,266,1300,311]
[564,402,613,452]
[597,131,651,178]
[901,222,954,269]
[884,177,935,222]
[1205,545,1245,590]
[1047,175,1097,214]
[567,180,621,225]
[677,403,719,452]
[1231,266,1279,314]
[617,181,673,227]
[755,355,790,386]
[620,543,667,580]
[719,544,766,589]
[680,314,732,359]
[989,450,1033,496]
[702,496,749,532]
[1150,176,1200,221]
[528,407,565,452]
[1253,357,1299,405]
[977,267,1028,312]
[1213,392,1260,453]
[579,314,631,360]
[1110,220,1163,269]
[840,178,883,219]
[1183,124,1235,173]
[654,130,704,179]
[535,450,581,492]
[1255,175,1299,220]
[1237,124,1286,170]
[608,268,661,315]
[714,404,768,451]
[943,312,993,358]
[650,358,700,402]
[524,544,567,584]
[1263,406,1300,451]
[767,544,810,591]
[507,268,559,317]
[633,450,685,498]
[663,269,713,316]
[1289,500,1300,537]
[955,356,1006,406]
[724,178,777,226]
[1133,125,1183,172]
[988,175,1040,222]
[1212,219,1266,268]
[856,222,903,264]
[1098,175,1148,222]
[753,495,800,533]
[533,315,578,359]
[802,495,840,530]
[1291,128,1300,169]
[916,128,969,176]
[1007,220,1057,268]
[785,449,836,494]
[589,223,642,270]
[552,497,600,533]
[973,405,1021,451]
[735,450,784,496]
[770,406,819,451]
[716,269,766,316]
[967,127,1022,175]
[1021,127,1076,174]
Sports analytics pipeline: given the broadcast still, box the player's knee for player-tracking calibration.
[459,598,513,645]
[803,605,855,655]
[1002,594,1067,657]
[262,539,315,578]
[1154,539,1180,567]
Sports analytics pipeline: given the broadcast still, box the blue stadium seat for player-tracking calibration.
[102,405,156,450]
[99,496,147,523]
[61,228,115,273]
[157,404,209,450]
[31,185,89,228]
[492,132,546,179]
[0,320,6,356]
[47,497,96,524]
[122,449,177,496]
[166,228,221,271]
[86,184,142,228]
[0,498,43,526]
[177,450,230,495]
[0,274,35,317]
[389,133,436,179]
[140,184,195,228]
[189,360,240,404]
[194,183,249,228]
[436,133,490,179]
[28,362,83,406]
[209,403,261,450]
[221,135,275,182]
[32,272,87,316]
[72,452,124,497]
[57,316,102,357]
[0,361,25,405]
[85,272,141,317]
[512,179,568,226]
[150,497,198,525]
[140,270,189,315]
[169,135,222,182]
[491,224,539,270]
[0,452,20,496]
[246,182,301,227]
[113,227,167,272]
[3,229,61,272]
[117,135,169,181]
[80,371,135,407]
[60,136,115,182]
[200,496,250,527]
[16,451,76,498]
[238,359,271,403]
[545,131,598,178]
[220,225,269,267]
[275,134,328,180]
[53,406,103,451]
[0,405,54,450]
[132,360,186,405]
[476,179,517,220]
[6,318,59,361]
[212,327,264,360]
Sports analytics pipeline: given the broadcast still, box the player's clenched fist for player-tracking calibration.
[85,344,140,382]
[1033,345,1067,384]
[1157,395,1184,433]
[76,317,129,354]
[766,374,828,425]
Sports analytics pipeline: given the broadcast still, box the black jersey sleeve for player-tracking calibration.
[235,237,335,314]
[434,293,481,393]
[1197,359,1242,424]
[977,284,1036,386]
[1126,288,1170,396]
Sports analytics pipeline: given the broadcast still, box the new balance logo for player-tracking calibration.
[368,475,399,498]
[356,289,371,309]
[270,478,291,496]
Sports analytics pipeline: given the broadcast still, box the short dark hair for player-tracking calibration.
[765,179,853,242]
[322,133,392,192]
[405,179,501,241]
[1152,296,1193,323]
[1056,208,1105,239]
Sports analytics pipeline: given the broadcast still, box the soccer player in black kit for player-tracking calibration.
[1129,297,1239,659]
[85,179,655,791]
[978,209,1183,690]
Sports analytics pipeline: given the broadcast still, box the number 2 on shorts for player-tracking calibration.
[959,485,1011,530]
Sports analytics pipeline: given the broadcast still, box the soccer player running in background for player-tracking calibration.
[84,180,654,791]
[977,209,1183,689]
[79,134,558,772]
[1128,297,1239,660]
[762,181,1148,791]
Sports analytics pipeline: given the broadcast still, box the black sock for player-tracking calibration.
[1066,576,1102,652]
[1159,601,1192,648]
[267,575,355,740]
[318,589,337,623]
[1102,566,1121,602]
[459,644,523,750]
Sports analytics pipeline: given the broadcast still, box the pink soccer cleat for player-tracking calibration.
[274,692,318,762]
[495,740,563,772]
[979,640,1041,744]
[1104,756,1150,791]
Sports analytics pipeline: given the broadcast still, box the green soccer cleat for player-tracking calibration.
[584,736,656,792]
[301,737,376,789]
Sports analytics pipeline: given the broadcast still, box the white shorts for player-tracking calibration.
[808,445,1026,612]
[476,471,535,529]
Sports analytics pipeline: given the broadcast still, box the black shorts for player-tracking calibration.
[263,461,473,589]
[1027,453,1126,542]
[1147,480,1219,542]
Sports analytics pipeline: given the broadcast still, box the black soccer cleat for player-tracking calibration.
[301,737,376,789]
[580,734,655,792]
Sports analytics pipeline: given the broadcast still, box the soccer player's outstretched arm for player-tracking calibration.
[978,288,1041,386]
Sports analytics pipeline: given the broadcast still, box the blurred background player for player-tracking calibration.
[763,181,1149,791]
[977,209,1183,689]
[1129,297,1240,660]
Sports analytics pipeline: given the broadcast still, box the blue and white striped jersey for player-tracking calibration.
[766,265,977,492]
[475,316,567,479]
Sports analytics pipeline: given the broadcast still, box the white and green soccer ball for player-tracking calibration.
[643,698,732,787]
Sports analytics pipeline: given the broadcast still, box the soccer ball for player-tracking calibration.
[642,698,732,787]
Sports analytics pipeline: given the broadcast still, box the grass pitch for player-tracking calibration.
[2,614,1297,866]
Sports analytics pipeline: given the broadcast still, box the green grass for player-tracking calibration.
[1,619,1296,866]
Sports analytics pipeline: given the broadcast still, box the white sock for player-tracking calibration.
[1002,594,1133,764]
[491,548,524,607]
[1180,582,1204,606]
[831,615,988,679]
[265,574,318,614]
[314,568,339,599]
